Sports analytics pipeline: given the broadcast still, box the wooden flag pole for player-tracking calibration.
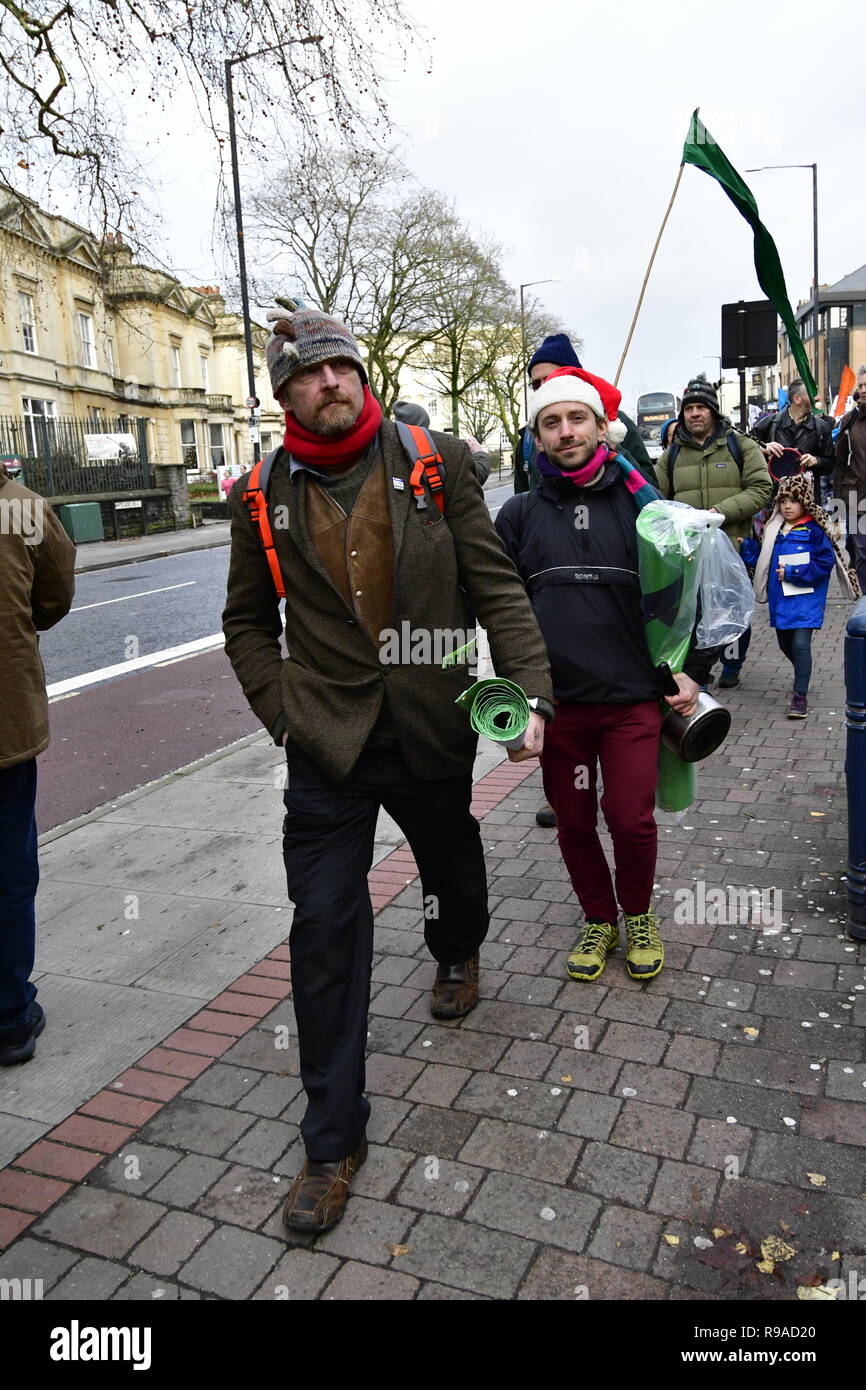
[614,161,686,387]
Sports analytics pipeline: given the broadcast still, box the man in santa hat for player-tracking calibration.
[495,367,714,984]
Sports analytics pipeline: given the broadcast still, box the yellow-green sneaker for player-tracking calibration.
[566,920,620,982]
[623,911,664,980]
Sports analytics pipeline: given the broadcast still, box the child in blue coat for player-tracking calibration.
[754,473,859,718]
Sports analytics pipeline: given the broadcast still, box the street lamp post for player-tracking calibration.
[226,42,302,464]
[224,56,261,463]
[519,278,561,421]
[746,162,819,394]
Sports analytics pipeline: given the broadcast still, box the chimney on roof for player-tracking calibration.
[192,284,221,296]
[101,230,132,263]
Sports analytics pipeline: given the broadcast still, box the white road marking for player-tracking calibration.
[46,632,225,697]
[70,581,196,612]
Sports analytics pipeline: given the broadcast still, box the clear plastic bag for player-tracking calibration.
[637,500,753,664]
[694,518,754,649]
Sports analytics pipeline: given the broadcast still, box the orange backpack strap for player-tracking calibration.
[242,450,285,600]
[395,421,446,514]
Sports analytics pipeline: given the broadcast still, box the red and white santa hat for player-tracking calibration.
[527,366,627,445]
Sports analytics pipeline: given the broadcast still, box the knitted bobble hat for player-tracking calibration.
[265,296,368,397]
[680,377,721,417]
[527,366,627,445]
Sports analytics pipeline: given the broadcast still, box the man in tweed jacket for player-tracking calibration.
[222,301,552,1235]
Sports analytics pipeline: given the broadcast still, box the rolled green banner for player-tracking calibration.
[656,742,696,813]
[455,678,531,750]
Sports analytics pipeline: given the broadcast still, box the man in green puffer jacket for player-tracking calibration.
[655,378,772,687]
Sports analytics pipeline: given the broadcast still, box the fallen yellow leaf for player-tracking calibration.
[663,1234,680,1246]
[757,1258,775,1275]
[560,1075,573,1083]
[712,1227,730,1238]
[743,1026,759,1038]
[798,1284,838,1300]
[387,1244,409,1257]
[735,1242,749,1254]
[831,1251,841,1262]
[806,1173,826,1187]
[810,812,826,818]
[761,1235,796,1263]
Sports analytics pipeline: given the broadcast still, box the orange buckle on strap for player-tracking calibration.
[404,424,445,515]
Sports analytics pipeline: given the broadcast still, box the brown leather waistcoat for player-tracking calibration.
[304,455,394,647]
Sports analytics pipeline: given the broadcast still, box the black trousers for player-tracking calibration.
[282,734,489,1160]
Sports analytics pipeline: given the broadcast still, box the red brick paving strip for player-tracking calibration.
[0,754,538,1241]
[78,1090,163,1127]
[0,1207,35,1249]
[232,974,292,1000]
[13,1141,105,1182]
[161,1027,235,1058]
[111,1067,190,1103]
[136,1046,213,1078]
[185,1009,259,1037]
[50,1115,135,1153]
[207,991,277,1018]
[0,1169,71,1213]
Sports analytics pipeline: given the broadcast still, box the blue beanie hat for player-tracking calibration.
[528,333,582,375]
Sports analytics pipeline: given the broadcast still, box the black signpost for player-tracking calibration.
[721,299,778,428]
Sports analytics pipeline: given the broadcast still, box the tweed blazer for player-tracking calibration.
[0,474,76,770]
[222,421,552,782]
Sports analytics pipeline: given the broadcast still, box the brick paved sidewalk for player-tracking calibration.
[0,599,863,1301]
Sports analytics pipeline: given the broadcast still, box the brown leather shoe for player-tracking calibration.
[281,1138,368,1236]
[431,952,480,1020]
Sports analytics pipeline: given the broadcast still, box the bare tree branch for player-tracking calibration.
[0,0,411,241]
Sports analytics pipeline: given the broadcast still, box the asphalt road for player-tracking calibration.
[40,547,232,684]
[38,480,514,832]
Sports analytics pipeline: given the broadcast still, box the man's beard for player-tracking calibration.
[547,441,599,471]
[310,396,362,434]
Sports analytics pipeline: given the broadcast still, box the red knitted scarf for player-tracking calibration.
[282,388,382,467]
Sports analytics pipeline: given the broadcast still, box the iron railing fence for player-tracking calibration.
[0,414,152,497]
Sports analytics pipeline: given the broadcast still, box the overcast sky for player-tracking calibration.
[122,0,863,417]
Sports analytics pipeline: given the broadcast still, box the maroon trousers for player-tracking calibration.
[541,701,663,924]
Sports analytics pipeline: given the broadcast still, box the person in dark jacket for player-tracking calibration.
[752,378,835,496]
[514,335,657,494]
[753,473,859,718]
[516,336,657,829]
[223,301,552,1236]
[496,366,712,986]
[834,368,866,591]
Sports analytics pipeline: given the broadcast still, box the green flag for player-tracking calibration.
[682,110,816,400]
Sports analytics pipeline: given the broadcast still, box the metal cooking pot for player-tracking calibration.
[661,690,731,763]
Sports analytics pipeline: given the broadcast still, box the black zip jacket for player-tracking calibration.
[495,461,714,703]
[751,408,835,474]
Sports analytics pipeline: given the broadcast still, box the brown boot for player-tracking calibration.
[431,952,480,1020]
[281,1138,368,1236]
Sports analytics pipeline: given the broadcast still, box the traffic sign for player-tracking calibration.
[245,395,260,409]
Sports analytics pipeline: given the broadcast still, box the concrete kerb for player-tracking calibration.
[74,535,231,574]
[74,525,232,575]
